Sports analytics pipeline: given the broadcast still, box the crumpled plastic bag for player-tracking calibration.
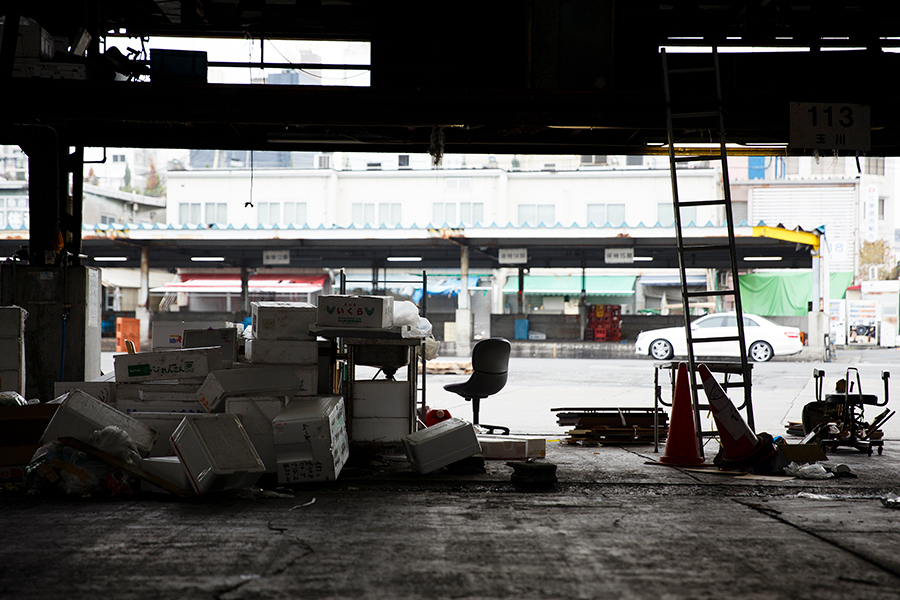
[881,495,900,509]
[393,301,421,327]
[89,425,141,466]
[25,442,135,496]
[0,391,27,407]
[783,461,833,480]
[422,335,440,360]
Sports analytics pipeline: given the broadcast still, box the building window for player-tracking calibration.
[811,156,844,175]
[317,154,331,169]
[112,154,126,163]
[205,202,227,225]
[785,156,800,175]
[179,202,201,225]
[581,155,608,165]
[867,157,885,175]
[284,202,307,225]
[398,155,410,168]
[657,202,697,226]
[587,203,625,225]
[366,162,382,170]
[625,156,643,166]
[258,202,280,226]
[879,197,886,221]
[434,202,484,226]
[352,202,400,226]
[517,204,554,226]
[444,178,472,191]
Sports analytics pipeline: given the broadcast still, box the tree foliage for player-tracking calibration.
[858,239,896,281]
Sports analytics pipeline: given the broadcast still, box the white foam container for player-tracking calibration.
[352,380,409,418]
[140,456,193,494]
[251,301,317,340]
[169,414,265,494]
[272,396,349,484]
[196,366,301,412]
[316,295,393,328]
[225,396,289,472]
[351,417,410,443]
[476,435,547,460]
[131,412,216,457]
[245,339,318,365]
[182,328,238,365]
[40,389,159,455]
[54,382,116,407]
[114,346,224,383]
[403,418,481,474]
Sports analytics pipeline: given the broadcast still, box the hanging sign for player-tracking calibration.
[789,102,870,152]
[263,250,290,265]
[499,248,528,264]
[605,248,634,264]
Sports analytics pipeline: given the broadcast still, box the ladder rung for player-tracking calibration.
[690,335,742,344]
[698,430,719,437]
[674,155,724,163]
[685,289,735,298]
[678,198,727,208]
[670,111,720,119]
[668,67,716,75]
[681,244,732,252]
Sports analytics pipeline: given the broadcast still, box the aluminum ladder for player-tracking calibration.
[661,47,755,456]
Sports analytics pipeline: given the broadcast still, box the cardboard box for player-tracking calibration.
[352,380,410,418]
[169,414,265,494]
[54,382,116,406]
[197,366,302,412]
[40,389,159,455]
[225,397,289,472]
[140,456,193,494]
[245,338,318,365]
[317,295,394,329]
[251,301,317,340]
[152,320,229,350]
[403,418,481,474]
[272,396,349,483]
[351,417,410,443]
[183,328,238,365]
[477,435,547,460]
[114,347,224,383]
[0,306,27,339]
[130,412,216,457]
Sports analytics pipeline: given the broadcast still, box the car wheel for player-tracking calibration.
[749,341,773,362]
[649,339,674,360]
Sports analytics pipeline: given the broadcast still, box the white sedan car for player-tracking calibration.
[634,312,803,362]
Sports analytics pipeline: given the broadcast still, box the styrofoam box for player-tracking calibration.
[251,302,317,340]
[225,397,289,472]
[40,389,159,455]
[54,382,116,406]
[351,417,410,443]
[183,328,238,364]
[197,366,301,412]
[245,339,318,365]
[0,306,27,339]
[114,347,224,384]
[272,396,349,484]
[317,295,394,329]
[140,456,193,494]
[169,414,265,494]
[352,380,409,419]
[403,418,481,474]
[292,366,318,397]
[0,21,54,60]
[117,398,207,415]
[476,435,547,460]
[0,369,24,395]
[116,382,202,401]
[131,412,216,457]
[152,320,229,351]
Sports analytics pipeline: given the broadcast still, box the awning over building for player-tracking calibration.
[738,271,854,316]
[503,275,636,296]
[638,274,707,287]
[151,273,328,294]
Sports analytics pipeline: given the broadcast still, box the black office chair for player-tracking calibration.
[444,337,512,435]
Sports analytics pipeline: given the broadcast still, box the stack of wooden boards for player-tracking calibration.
[553,407,668,445]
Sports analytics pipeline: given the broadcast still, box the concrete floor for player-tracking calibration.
[4,349,896,599]
[2,441,899,599]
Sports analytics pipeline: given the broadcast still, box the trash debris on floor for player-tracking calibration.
[552,407,668,445]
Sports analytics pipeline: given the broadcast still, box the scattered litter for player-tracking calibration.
[237,487,295,500]
[290,497,317,510]
[783,461,833,480]
[881,495,900,509]
[796,492,836,500]
[0,392,27,407]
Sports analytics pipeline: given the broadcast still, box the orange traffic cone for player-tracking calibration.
[697,364,776,468]
[660,362,704,465]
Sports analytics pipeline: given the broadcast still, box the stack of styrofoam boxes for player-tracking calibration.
[183,328,239,368]
[351,380,411,444]
[0,306,27,395]
[246,302,319,396]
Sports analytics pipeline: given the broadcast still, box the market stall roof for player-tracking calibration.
[150,273,328,294]
[503,275,636,296]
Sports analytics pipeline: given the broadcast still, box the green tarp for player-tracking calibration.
[503,275,636,296]
[738,272,854,316]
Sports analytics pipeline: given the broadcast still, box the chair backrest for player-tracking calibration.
[471,338,511,375]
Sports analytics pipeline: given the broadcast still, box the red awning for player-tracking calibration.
[151,273,328,294]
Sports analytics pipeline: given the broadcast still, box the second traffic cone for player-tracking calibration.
[660,362,704,465]
[698,364,776,468]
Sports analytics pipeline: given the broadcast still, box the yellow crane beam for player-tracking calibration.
[752,226,820,251]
